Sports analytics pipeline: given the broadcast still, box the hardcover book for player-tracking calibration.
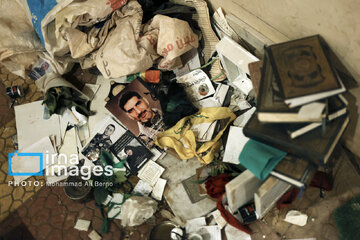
[270,155,314,188]
[256,54,325,123]
[243,113,349,165]
[286,94,348,139]
[267,35,345,108]
[248,60,263,98]
[254,176,291,219]
[225,170,263,213]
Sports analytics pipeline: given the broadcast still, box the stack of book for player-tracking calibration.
[244,35,349,166]
[242,36,351,218]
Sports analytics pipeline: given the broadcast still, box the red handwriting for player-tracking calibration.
[175,35,196,49]
[106,0,127,11]
[158,59,175,69]
[146,35,157,47]
[161,34,196,56]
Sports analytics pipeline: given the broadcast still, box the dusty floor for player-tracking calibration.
[0,65,359,239]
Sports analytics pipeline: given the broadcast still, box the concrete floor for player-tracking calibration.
[0,64,359,239]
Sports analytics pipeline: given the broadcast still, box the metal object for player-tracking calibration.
[6,86,23,99]
[64,175,92,201]
[150,221,182,240]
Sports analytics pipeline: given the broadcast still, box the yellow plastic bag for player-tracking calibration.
[155,107,235,164]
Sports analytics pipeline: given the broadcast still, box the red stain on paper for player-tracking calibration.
[106,0,128,10]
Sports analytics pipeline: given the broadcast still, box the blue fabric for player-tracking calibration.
[27,0,58,45]
[239,139,287,180]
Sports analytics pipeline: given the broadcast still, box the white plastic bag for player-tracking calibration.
[119,196,158,227]
[0,0,44,78]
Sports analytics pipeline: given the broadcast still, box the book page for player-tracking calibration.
[137,160,165,186]
[151,178,167,201]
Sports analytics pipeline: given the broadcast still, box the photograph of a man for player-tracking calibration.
[82,124,115,161]
[28,61,51,80]
[119,91,164,145]
[105,78,164,148]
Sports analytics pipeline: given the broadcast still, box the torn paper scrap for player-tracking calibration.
[194,97,221,109]
[284,210,308,226]
[74,219,91,231]
[177,69,216,102]
[196,226,222,240]
[233,107,256,127]
[47,127,78,177]
[132,180,153,196]
[112,193,124,204]
[102,195,113,206]
[188,232,203,240]
[107,193,124,220]
[191,121,218,142]
[88,230,102,240]
[15,100,62,150]
[186,217,207,233]
[223,126,249,165]
[151,178,167,201]
[213,83,229,106]
[212,210,227,229]
[108,204,122,220]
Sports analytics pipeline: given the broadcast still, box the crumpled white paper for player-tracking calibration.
[284,210,308,226]
[119,196,158,227]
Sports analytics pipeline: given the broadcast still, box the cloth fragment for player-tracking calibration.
[205,174,252,234]
[157,80,198,129]
[239,139,287,180]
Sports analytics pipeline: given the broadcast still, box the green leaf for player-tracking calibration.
[191,177,208,184]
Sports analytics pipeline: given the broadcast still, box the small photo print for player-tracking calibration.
[81,118,127,164]
[110,136,153,174]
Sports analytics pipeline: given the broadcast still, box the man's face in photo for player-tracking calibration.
[104,125,115,136]
[123,95,152,123]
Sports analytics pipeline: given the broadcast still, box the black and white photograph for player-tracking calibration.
[81,118,126,163]
[111,137,153,174]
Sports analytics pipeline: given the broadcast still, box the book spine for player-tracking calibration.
[256,54,268,112]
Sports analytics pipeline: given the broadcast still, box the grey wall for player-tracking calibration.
[206,0,360,157]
